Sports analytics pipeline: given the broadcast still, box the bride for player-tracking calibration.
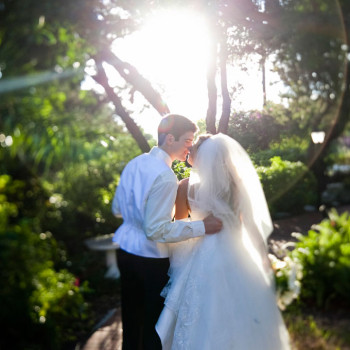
[156,133,290,350]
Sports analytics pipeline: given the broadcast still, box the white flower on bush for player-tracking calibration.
[277,290,295,310]
[268,242,303,311]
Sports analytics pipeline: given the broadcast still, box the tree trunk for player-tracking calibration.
[310,60,350,199]
[206,54,217,134]
[261,53,267,107]
[312,61,350,164]
[93,63,151,153]
[218,34,231,134]
[205,15,218,135]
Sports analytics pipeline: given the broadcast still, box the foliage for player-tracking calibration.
[272,209,350,310]
[228,109,287,153]
[0,0,142,343]
[289,210,350,308]
[196,119,207,135]
[324,134,350,167]
[251,136,308,166]
[273,1,345,104]
[172,160,191,181]
[257,156,317,216]
[0,75,141,247]
[0,79,140,345]
[30,268,91,346]
[0,175,92,349]
[271,210,350,347]
[228,103,310,158]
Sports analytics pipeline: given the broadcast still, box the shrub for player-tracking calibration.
[324,136,350,167]
[257,156,317,216]
[0,221,91,349]
[30,267,91,347]
[228,111,284,152]
[273,210,350,309]
[0,174,92,349]
[290,210,350,308]
[251,136,308,166]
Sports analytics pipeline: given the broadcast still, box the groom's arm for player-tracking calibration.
[143,172,205,243]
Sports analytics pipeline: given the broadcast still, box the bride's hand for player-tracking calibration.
[203,214,223,234]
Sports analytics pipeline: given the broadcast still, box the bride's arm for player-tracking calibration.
[175,178,191,220]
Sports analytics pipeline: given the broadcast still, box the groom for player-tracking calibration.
[112,114,223,350]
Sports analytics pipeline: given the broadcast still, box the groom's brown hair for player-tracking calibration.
[158,114,197,145]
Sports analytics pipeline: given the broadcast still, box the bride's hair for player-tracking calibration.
[195,134,212,147]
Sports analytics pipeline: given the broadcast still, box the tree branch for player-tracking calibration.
[92,62,151,153]
[99,50,170,116]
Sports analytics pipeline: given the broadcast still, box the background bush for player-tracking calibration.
[228,110,285,152]
[251,136,308,166]
[288,210,350,308]
[257,156,318,216]
[0,175,91,349]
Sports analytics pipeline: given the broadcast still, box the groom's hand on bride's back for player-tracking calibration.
[203,214,223,234]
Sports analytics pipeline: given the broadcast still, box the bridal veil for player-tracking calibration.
[156,134,290,349]
[188,133,274,282]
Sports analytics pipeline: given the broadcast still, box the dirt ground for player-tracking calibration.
[269,204,350,253]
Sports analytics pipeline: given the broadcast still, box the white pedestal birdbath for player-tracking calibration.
[85,233,120,279]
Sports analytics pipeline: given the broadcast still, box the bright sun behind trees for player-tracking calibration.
[109,9,211,135]
[109,8,284,136]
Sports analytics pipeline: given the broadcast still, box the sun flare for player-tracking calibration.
[109,8,279,136]
[111,9,212,134]
[134,10,211,88]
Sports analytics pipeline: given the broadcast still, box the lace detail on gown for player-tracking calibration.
[172,277,200,349]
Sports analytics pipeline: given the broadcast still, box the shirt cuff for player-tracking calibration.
[191,220,205,237]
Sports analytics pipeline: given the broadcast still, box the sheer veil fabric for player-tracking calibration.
[156,134,290,350]
[188,134,274,282]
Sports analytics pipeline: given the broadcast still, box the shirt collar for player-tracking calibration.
[149,147,172,168]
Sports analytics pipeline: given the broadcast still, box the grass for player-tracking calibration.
[284,306,350,350]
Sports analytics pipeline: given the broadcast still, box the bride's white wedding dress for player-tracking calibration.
[156,134,291,350]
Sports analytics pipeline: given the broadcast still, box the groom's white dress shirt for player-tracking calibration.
[112,146,205,258]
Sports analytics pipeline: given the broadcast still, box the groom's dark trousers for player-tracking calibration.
[117,248,170,350]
